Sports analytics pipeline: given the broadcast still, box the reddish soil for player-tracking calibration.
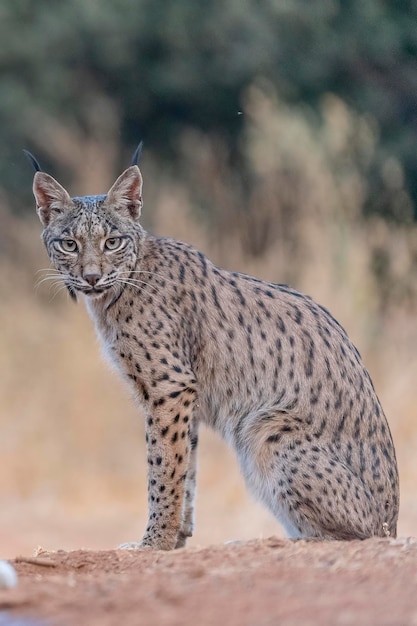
[1,537,416,625]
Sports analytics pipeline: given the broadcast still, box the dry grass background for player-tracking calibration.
[1,88,416,557]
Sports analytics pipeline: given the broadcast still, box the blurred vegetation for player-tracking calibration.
[1,0,417,223]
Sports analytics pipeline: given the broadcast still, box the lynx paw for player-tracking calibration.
[175,529,193,549]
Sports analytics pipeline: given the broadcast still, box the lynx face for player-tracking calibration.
[33,167,144,300]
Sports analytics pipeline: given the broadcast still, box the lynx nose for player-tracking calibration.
[84,273,101,287]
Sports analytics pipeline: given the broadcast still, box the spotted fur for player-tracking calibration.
[32,163,399,550]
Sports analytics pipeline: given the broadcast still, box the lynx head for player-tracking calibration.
[30,150,145,302]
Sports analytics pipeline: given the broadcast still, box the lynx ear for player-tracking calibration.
[33,172,73,226]
[106,166,143,220]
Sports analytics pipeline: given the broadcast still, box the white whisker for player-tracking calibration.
[116,279,147,292]
[48,283,69,303]
[35,267,61,275]
[118,270,178,288]
[116,277,158,291]
[35,275,65,289]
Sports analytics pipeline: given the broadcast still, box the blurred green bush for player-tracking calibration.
[1,0,416,223]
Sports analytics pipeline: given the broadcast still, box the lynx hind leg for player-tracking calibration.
[175,419,199,548]
[249,438,394,540]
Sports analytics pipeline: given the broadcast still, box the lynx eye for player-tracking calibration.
[104,237,123,251]
[58,239,78,253]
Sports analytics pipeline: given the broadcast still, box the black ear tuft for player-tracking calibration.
[23,149,43,173]
[130,142,144,167]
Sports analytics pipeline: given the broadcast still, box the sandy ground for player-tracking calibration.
[0,537,416,626]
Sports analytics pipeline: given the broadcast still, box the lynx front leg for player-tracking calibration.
[175,418,199,548]
[121,386,197,551]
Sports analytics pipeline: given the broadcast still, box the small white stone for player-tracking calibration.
[0,560,18,589]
